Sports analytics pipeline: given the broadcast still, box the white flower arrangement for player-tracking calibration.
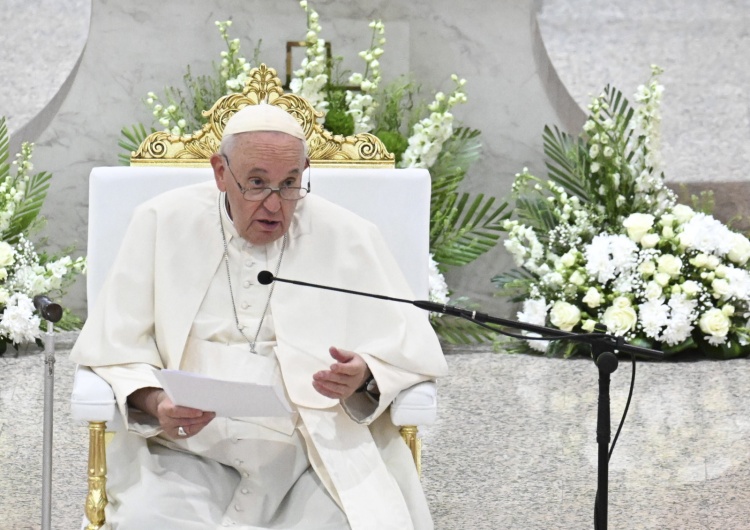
[495,66,750,359]
[0,118,86,351]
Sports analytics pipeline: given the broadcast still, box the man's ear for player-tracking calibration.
[210,153,228,192]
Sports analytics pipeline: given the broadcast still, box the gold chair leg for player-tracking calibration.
[85,421,108,530]
[399,425,422,477]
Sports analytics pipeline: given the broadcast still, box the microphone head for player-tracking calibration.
[257,271,275,285]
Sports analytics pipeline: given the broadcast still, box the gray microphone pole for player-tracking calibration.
[34,295,63,530]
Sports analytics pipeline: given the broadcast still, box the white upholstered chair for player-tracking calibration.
[71,167,438,528]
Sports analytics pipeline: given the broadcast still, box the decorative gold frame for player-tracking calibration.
[130,64,394,168]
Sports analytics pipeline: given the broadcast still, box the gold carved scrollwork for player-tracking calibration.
[85,421,108,530]
[131,64,394,168]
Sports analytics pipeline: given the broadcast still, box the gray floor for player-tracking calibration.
[2,339,750,529]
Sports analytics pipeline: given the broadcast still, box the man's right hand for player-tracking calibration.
[128,387,216,439]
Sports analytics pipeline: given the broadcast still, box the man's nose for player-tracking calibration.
[262,190,283,212]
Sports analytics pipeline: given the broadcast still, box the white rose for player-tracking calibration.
[681,280,701,297]
[638,260,656,277]
[0,267,6,281]
[673,204,695,224]
[699,308,730,340]
[560,251,577,268]
[622,213,655,243]
[644,281,663,300]
[549,301,582,331]
[640,233,661,249]
[0,242,14,267]
[581,319,597,332]
[657,254,683,278]
[690,253,709,268]
[654,272,671,287]
[602,302,637,336]
[569,270,586,286]
[582,287,602,308]
[712,278,731,298]
[728,233,750,265]
[659,214,675,227]
[612,296,632,308]
[706,255,721,270]
[722,304,735,317]
[661,226,675,239]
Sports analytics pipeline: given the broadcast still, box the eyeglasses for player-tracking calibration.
[222,155,310,201]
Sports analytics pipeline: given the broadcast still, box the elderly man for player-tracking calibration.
[71,103,448,529]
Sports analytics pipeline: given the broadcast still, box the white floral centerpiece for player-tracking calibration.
[495,66,750,359]
[0,118,86,353]
[119,4,509,344]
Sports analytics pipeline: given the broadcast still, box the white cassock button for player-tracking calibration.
[241,302,249,309]
[235,504,242,512]
[241,488,249,494]
[242,471,250,478]
[245,260,253,267]
[243,280,251,288]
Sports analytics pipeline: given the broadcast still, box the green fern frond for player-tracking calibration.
[3,171,52,244]
[0,117,9,179]
[542,125,589,199]
[118,123,152,166]
[430,193,508,267]
[432,314,497,345]
[430,127,482,198]
[491,269,535,301]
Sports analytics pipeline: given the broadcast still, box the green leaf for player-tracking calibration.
[118,123,152,166]
[0,117,9,181]
[542,125,589,199]
[430,192,509,267]
[491,269,535,301]
[430,127,482,198]
[3,170,52,244]
[431,315,497,345]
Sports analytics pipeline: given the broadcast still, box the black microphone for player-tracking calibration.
[33,295,63,323]
[257,270,479,319]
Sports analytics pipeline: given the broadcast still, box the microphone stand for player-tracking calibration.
[259,272,663,530]
[33,295,63,530]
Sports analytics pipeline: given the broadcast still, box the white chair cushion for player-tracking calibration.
[390,381,438,426]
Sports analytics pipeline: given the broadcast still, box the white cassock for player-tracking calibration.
[71,181,448,530]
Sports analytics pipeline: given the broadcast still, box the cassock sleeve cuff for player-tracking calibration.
[92,363,164,437]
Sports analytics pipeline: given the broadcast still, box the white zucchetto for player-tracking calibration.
[222,103,306,141]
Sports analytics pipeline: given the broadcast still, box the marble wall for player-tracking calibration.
[7,0,578,316]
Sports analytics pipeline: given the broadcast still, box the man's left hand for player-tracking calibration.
[312,346,371,400]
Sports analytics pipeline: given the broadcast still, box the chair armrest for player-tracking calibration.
[70,365,117,423]
[390,381,437,427]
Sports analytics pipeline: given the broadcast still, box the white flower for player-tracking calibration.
[659,293,698,346]
[681,280,701,297]
[657,254,682,278]
[699,308,730,345]
[0,241,15,267]
[601,297,637,336]
[549,301,581,331]
[672,204,695,224]
[517,298,549,352]
[569,270,586,286]
[638,298,670,339]
[712,278,731,299]
[0,293,41,344]
[582,287,603,308]
[643,281,663,300]
[428,254,449,306]
[728,232,750,265]
[640,233,660,248]
[623,213,655,243]
[654,272,671,287]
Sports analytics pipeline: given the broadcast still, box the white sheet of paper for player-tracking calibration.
[155,369,293,418]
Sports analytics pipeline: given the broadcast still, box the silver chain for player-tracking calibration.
[218,193,286,353]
